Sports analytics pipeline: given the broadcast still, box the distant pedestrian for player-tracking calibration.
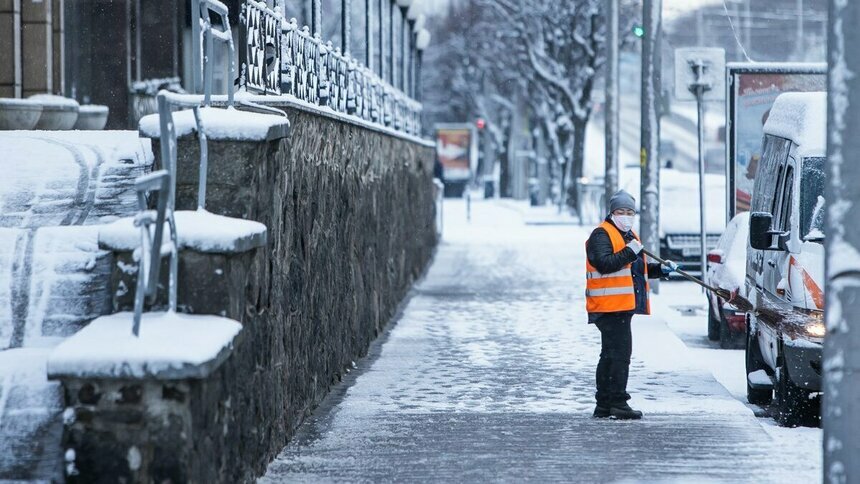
[584,190,677,420]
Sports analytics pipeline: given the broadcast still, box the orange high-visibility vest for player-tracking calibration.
[585,221,650,314]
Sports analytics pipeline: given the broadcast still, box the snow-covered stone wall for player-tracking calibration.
[56,107,437,482]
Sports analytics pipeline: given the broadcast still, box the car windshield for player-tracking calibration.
[800,157,826,243]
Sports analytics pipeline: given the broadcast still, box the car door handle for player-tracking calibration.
[767,260,776,267]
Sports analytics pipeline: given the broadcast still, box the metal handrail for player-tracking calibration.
[198,0,236,107]
[132,165,177,336]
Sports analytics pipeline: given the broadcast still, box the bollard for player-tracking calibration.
[466,191,471,222]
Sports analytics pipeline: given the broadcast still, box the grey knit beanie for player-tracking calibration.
[609,190,637,213]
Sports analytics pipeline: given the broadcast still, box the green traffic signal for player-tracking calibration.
[633,25,645,38]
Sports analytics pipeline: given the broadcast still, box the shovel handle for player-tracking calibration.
[641,248,724,294]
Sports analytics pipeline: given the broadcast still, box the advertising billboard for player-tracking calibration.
[435,124,476,182]
[726,63,826,219]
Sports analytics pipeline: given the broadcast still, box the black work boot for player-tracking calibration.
[609,403,643,420]
[593,405,611,418]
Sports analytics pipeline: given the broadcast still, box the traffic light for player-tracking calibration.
[476,118,486,130]
[632,24,645,38]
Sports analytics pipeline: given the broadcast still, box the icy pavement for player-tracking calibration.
[262,198,822,483]
[0,131,152,480]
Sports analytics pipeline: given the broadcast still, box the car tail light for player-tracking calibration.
[707,252,723,264]
[722,307,747,332]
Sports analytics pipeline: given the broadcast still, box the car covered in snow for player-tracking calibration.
[705,212,749,349]
[744,92,826,427]
[621,167,725,276]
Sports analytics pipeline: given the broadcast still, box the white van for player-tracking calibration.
[745,92,826,427]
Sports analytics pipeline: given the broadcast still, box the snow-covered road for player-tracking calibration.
[262,198,821,483]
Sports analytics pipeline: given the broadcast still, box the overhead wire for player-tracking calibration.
[722,0,753,62]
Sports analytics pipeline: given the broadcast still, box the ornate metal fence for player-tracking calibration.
[278,17,422,135]
[189,1,426,137]
[240,0,282,95]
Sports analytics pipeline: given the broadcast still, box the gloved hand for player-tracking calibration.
[626,239,643,254]
[662,260,679,275]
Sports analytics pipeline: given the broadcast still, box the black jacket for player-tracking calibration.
[586,216,664,322]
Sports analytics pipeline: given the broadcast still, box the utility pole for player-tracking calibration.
[824,0,860,480]
[641,0,661,292]
[696,8,703,46]
[796,0,804,60]
[605,0,619,212]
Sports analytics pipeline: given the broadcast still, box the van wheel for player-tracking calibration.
[745,326,772,405]
[775,362,818,427]
[708,303,720,341]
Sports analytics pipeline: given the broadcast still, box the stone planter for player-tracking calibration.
[30,94,80,130]
[73,105,109,130]
[0,98,43,130]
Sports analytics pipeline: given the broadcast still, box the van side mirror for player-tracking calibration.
[749,212,774,250]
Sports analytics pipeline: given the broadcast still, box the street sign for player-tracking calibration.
[674,48,725,102]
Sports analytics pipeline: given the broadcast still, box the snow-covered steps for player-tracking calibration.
[0,132,153,228]
[0,226,112,351]
[0,131,153,481]
[0,348,64,480]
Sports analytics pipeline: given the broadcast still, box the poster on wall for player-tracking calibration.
[727,63,826,219]
[435,124,476,181]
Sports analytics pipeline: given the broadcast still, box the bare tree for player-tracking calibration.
[482,0,605,209]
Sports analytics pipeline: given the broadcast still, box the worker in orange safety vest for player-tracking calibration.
[585,190,678,420]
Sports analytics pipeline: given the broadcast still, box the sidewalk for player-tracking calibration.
[261,199,821,483]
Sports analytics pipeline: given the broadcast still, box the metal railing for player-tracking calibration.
[184,1,426,137]
[279,18,422,134]
[240,0,282,95]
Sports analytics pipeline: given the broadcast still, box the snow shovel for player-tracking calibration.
[642,248,754,312]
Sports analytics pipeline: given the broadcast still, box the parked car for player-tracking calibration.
[744,92,826,427]
[621,167,725,276]
[705,212,749,349]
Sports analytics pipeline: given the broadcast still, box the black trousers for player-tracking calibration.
[594,313,633,407]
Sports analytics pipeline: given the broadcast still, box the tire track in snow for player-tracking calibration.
[8,230,35,348]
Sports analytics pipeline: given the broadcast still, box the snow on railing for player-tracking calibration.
[239,0,282,95]
[191,0,423,137]
[279,18,422,135]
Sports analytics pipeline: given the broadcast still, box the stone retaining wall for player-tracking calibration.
[123,107,437,481]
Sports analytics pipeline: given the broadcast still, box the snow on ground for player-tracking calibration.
[652,279,823,479]
[263,198,822,483]
[0,131,152,481]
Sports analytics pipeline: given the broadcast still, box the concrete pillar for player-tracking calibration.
[0,0,22,97]
[52,0,63,95]
[21,0,53,97]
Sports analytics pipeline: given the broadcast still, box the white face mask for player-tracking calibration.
[612,214,635,232]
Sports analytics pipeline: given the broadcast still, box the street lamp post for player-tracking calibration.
[415,27,430,102]
[366,0,373,69]
[341,0,351,55]
[379,0,385,81]
[311,0,321,37]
